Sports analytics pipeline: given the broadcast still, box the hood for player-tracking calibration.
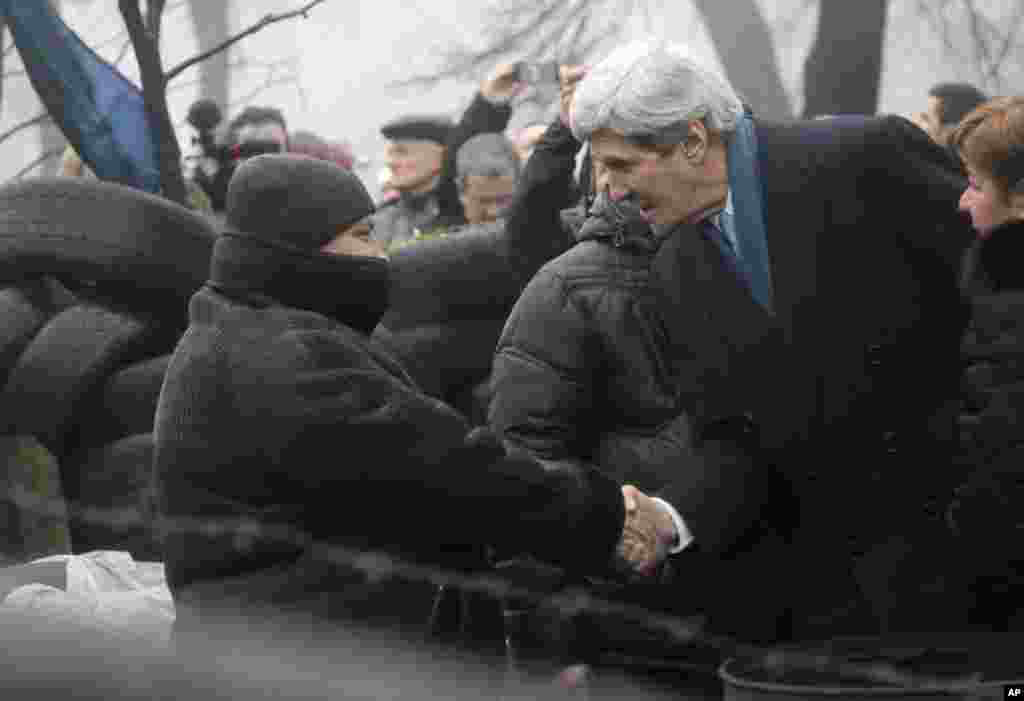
[574,190,659,253]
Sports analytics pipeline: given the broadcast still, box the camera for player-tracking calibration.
[185,99,285,212]
[513,61,560,85]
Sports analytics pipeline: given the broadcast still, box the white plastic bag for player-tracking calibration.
[1,550,175,646]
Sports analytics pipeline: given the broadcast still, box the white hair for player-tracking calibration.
[570,40,745,145]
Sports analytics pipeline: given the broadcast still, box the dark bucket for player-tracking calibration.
[720,634,1024,701]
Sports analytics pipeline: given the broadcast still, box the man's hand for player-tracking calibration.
[559,65,588,128]
[615,485,677,577]
[481,63,525,104]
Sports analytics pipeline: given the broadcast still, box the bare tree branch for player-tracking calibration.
[119,0,186,204]
[165,0,328,82]
[0,112,53,147]
[11,146,64,181]
[391,0,581,89]
[986,2,1024,83]
[112,36,134,67]
[229,73,302,111]
[913,0,1023,93]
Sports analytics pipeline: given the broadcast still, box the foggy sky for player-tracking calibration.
[1,0,1020,190]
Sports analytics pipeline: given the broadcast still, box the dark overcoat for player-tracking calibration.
[152,233,625,637]
[490,115,975,639]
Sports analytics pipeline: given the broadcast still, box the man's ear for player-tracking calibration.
[682,119,710,162]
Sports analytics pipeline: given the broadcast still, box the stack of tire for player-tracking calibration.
[0,178,216,562]
[376,212,578,426]
[0,176,576,564]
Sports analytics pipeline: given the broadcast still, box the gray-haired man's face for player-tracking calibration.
[459,174,516,224]
[589,121,728,229]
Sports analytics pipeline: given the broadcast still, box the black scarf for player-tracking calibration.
[208,232,391,335]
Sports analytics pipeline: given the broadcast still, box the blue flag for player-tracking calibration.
[1,0,161,193]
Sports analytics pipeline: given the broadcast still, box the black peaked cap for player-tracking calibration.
[380,115,454,145]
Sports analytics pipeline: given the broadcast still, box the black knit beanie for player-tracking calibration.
[225,153,374,250]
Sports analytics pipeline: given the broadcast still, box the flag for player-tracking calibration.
[1,0,160,193]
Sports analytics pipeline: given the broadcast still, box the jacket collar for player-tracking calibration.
[962,219,1024,294]
[574,190,660,253]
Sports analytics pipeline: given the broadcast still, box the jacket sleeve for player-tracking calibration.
[592,412,767,556]
[278,339,623,573]
[435,93,513,222]
[489,262,603,462]
[503,119,583,272]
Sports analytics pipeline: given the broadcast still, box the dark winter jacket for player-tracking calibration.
[152,231,625,635]
[950,220,1024,559]
[490,115,975,639]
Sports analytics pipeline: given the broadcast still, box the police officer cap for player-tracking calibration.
[380,115,453,145]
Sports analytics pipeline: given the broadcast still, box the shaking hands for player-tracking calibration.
[615,485,679,577]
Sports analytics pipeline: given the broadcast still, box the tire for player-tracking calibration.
[381,212,577,331]
[0,279,76,389]
[62,433,161,561]
[0,304,163,458]
[375,318,504,405]
[74,354,171,450]
[0,177,216,321]
[381,221,527,330]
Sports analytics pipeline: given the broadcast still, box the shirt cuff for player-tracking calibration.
[650,497,695,554]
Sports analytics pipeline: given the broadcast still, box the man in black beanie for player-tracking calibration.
[152,154,655,642]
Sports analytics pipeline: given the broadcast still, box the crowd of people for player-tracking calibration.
[6,36,1024,695]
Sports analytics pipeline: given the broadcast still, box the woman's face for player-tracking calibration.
[959,168,1015,237]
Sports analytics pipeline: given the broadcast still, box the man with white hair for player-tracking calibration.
[489,40,975,641]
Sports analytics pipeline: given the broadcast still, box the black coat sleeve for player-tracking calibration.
[503,119,583,271]
[435,93,513,223]
[869,115,974,270]
[275,337,624,573]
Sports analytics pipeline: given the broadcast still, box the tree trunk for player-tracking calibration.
[38,1,66,176]
[119,0,187,204]
[802,0,888,118]
[145,0,165,43]
[692,0,794,120]
[187,0,230,108]
[1,17,7,110]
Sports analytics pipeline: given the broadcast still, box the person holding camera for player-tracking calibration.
[185,102,290,217]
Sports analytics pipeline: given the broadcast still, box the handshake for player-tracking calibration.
[615,485,679,577]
